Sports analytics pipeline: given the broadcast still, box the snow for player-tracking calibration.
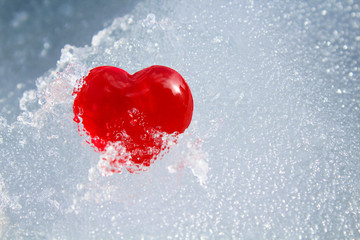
[0,0,359,239]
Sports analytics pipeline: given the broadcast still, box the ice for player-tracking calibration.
[1,0,359,239]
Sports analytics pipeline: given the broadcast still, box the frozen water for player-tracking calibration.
[0,0,140,122]
[1,0,359,239]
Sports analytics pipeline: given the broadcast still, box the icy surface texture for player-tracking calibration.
[0,0,140,122]
[0,0,359,239]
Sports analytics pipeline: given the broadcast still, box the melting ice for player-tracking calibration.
[0,0,359,239]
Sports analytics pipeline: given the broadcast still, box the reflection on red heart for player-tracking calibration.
[73,65,193,173]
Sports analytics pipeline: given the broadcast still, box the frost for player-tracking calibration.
[0,175,21,238]
[19,90,37,111]
[0,0,359,239]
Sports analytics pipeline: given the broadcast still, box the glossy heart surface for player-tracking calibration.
[73,65,193,172]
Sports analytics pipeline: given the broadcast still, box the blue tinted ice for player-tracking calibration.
[0,0,359,239]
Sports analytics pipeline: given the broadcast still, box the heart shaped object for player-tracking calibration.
[73,65,193,172]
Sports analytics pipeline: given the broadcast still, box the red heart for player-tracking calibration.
[73,65,193,173]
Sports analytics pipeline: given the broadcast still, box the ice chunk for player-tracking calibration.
[0,0,359,239]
